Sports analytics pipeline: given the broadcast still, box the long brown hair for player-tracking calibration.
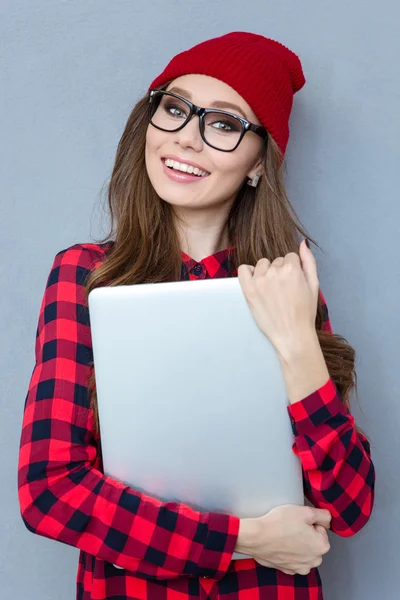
[84,88,359,436]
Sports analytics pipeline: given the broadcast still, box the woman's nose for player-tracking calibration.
[174,115,204,151]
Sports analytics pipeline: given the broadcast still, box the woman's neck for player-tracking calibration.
[178,224,230,261]
[174,208,231,262]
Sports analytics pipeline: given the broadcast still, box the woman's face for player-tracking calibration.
[145,74,264,212]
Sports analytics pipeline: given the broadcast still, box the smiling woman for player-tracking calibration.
[18,31,375,600]
[145,74,268,220]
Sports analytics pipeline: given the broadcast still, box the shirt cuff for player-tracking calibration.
[287,377,348,437]
[195,513,240,579]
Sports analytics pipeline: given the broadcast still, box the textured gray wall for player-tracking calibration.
[2,1,399,598]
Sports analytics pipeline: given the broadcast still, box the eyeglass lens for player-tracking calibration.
[150,92,243,151]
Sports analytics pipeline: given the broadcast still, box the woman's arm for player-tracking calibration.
[18,245,239,580]
[237,248,375,541]
[282,291,375,536]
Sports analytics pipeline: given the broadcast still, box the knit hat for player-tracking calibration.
[149,31,306,156]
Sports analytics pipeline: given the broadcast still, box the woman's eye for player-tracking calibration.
[211,120,238,132]
[214,121,230,130]
[165,103,187,118]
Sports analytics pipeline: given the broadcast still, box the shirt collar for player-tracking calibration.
[104,241,237,279]
[180,247,237,279]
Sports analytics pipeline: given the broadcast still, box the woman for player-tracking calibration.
[18,32,375,600]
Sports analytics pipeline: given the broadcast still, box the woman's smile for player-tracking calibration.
[162,157,211,183]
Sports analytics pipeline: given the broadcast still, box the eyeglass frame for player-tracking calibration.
[148,88,269,153]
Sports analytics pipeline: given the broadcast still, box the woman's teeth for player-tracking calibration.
[164,158,209,177]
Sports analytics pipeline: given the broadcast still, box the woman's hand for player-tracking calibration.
[238,239,330,402]
[237,240,319,361]
[235,505,331,575]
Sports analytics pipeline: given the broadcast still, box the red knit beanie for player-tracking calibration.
[148,31,306,156]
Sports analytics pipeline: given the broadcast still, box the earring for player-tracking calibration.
[247,173,260,188]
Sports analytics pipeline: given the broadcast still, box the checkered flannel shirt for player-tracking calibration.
[18,242,375,600]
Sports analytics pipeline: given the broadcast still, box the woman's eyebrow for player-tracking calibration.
[167,86,249,120]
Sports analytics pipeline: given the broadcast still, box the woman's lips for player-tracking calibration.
[161,159,209,183]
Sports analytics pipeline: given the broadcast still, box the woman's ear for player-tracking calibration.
[246,159,263,181]
[247,170,262,180]
[247,165,263,179]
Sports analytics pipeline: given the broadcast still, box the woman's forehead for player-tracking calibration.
[165,74,260,124]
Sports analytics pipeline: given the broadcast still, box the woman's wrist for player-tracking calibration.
[234,517,262,555]
[275,329,320,365]
[276,332,330,404]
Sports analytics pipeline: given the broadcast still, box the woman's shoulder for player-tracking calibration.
[52,240,115,271]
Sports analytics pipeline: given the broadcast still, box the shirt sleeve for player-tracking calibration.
[287,290,375,537]
[18,245,239,580]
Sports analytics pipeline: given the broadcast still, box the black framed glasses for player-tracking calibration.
[148,89,268,152]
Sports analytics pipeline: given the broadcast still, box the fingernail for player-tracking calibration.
[305,239,310,249]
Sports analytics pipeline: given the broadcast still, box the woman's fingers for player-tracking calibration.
[299,239,319,292]
[254,257,271,276]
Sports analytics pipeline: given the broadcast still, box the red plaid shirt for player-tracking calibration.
[18,242,375,600]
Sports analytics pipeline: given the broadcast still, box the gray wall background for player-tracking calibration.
[1,1,399,598]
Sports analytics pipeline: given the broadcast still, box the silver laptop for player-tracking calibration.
[88,277,304,559]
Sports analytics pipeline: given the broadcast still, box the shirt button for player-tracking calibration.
[192,264,203,275]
